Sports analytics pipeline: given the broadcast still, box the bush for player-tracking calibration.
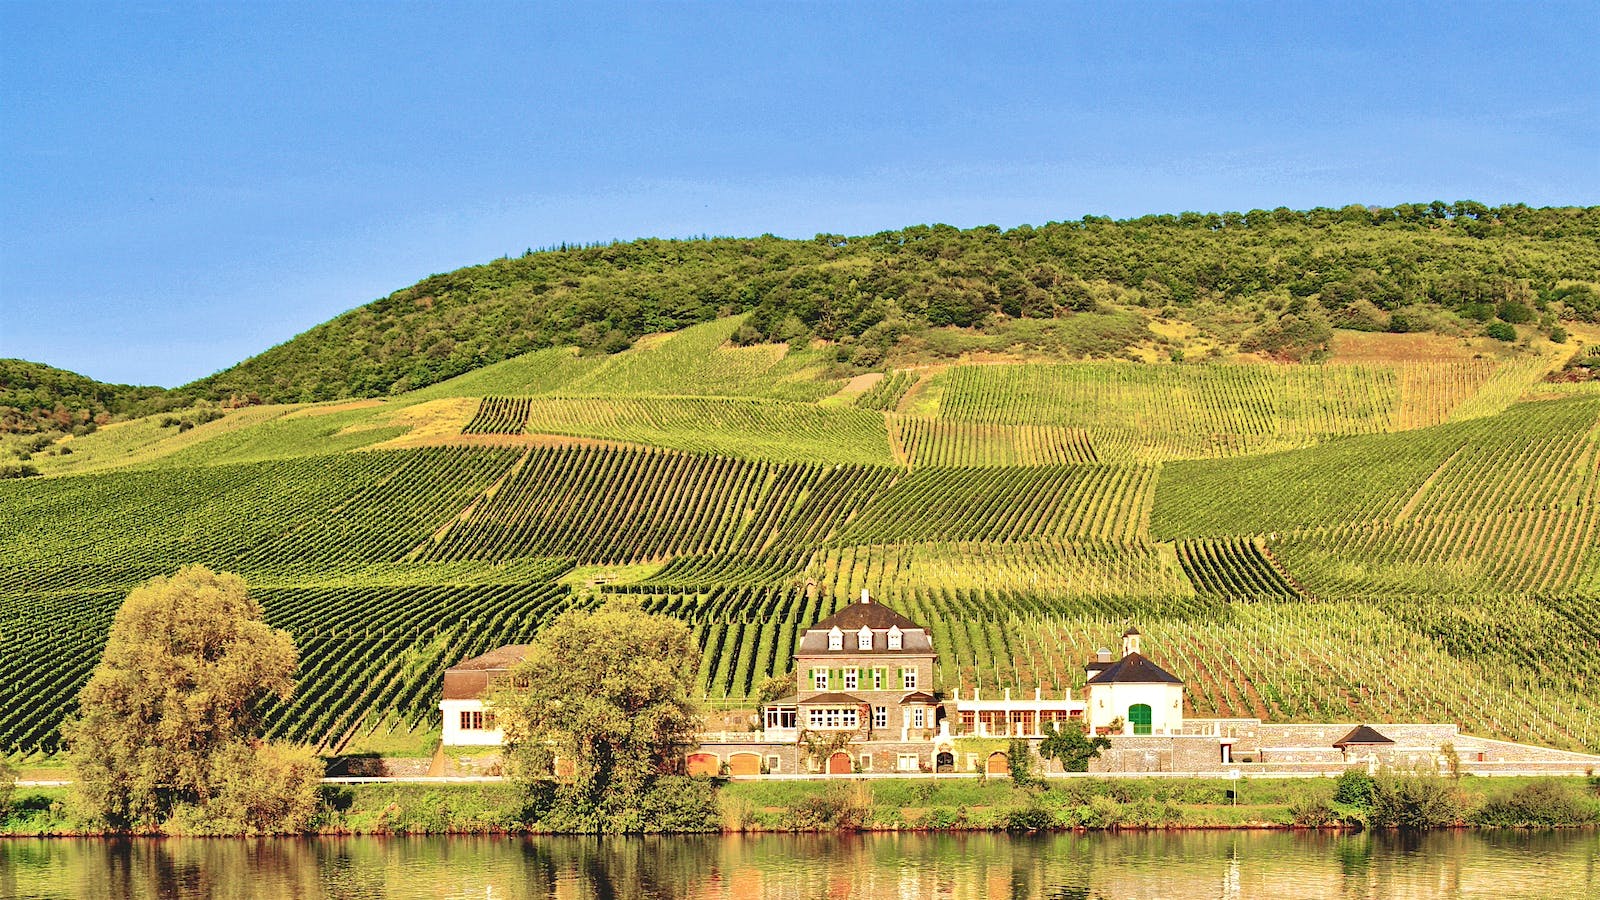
[196,742,324,834]
[629,775,720,832]
[1368,767,1465,829]
[0,756,15,819]
[784,782,873,831]
[1485,322,1517,341]
[1334,769,1374,806]
[921,806,968,829]
[1288,782,1341,827]
[0,463,40,479]
[1549,325,1569,343]
[1004,802,1053,831]
[1474,778,1600,827]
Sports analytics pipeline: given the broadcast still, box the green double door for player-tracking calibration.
[1129,704,1152,735]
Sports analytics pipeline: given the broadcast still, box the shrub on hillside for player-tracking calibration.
[1485,322,1517,341]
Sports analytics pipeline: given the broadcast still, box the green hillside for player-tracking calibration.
[185,203,1600,404]
[5,208,1600,762]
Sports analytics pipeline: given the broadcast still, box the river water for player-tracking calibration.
[1,830,1595,899]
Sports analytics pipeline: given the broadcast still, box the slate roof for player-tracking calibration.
[1085,652,1183,685]
[899,691,937,704]
[448,644,531,671]
[809,601,924,632]
[441,644,531,701]
[797,599,934,654]
[1334,725,1395,747]
[798,691,866,706]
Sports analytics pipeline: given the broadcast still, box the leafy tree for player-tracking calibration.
[64,566,317,832]
[1485,322,1517,341]
[1006,738,1039,786]
[493,598,705,831]
[1038,722,1112,772]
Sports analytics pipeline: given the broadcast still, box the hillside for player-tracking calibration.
[3,308,1597,760]
[185,203,1600,403]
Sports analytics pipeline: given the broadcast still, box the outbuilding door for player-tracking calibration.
[1129,704,1153,735]
[827,751,852,774]
[986,751,1009,775]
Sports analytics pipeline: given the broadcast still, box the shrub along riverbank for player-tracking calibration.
[3,774,1597,836]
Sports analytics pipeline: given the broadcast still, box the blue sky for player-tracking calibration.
[2,2,1596,387]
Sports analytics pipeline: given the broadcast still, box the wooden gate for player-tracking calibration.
[828,751,852,774]
[728,752,761,776]
[686,752,720,777]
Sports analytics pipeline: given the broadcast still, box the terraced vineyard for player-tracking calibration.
[4,318,1599,756]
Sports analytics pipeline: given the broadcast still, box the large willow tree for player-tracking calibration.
[65,565,321,832]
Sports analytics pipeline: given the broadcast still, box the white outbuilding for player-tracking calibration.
[1084,628,1185,736]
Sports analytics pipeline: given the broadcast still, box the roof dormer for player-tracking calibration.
[828,626,843,651]
[857,626,873,650]
[887,625,903,651]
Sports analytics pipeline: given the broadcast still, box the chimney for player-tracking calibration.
[1096,647,1112,664]
[860,588,870,604]
[1122,627,1142,658]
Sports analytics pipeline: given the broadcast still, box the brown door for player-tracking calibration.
[828,751,852,774]
[986,751,1010,775]
[686,753,720,777]
[728,752,761,776]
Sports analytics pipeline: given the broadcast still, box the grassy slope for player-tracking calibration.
[4,317,1600,758]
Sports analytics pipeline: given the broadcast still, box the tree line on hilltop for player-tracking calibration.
[185,202,1600,403]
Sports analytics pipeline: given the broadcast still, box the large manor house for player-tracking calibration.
[440,591,1599,777]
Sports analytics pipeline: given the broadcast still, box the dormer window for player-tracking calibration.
[887,626,903,651]
[828,626,843,651]
[857,627,873,650]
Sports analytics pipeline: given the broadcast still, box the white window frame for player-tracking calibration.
[767,755,781,773]
[857,626,873,650]
[805,707,859,730]
[872,668,884,690]
[897,753,919,772]
[912,707,925,728]
[872,706,888,728]
[812,668,829,690]
[843,667,858,690]
[827,626,843,651]
[902,667,918,690]
[860,753,874,771]
[887,626,903,651]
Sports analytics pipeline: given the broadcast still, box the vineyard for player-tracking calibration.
[4,321,1600,756]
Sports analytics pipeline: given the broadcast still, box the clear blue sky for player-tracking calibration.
[2,1,1596,387]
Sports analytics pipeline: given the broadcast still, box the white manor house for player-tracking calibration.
[441,591,1600,777]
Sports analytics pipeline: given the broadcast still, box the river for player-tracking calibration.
[1,830,1595,899]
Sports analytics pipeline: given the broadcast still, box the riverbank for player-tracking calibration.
[5,774,1598,836]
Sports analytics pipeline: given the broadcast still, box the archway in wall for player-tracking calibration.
[686,753,720,777]
[728,752,762,776]
[1129,704,1153,736]
[935,751,954,773]
[828,751,852,774]
[986,751,1010,775]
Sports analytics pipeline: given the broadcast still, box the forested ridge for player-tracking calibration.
[0,360,172,436]
[188,202,1600,403]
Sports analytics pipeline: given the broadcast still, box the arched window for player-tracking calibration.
[828,626,843,651]
[1129,703,1153,736]
[887,626,902,651]
[857,626,873,650]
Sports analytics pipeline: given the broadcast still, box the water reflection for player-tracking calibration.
[0,829,1594,899]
